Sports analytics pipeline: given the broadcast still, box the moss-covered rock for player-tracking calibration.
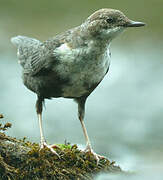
[0,114,121,180]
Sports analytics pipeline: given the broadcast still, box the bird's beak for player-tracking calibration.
[125,20,146,27]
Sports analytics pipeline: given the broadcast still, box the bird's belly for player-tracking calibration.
[23,59,110,99]
[23,72,68,98]
[61,59,110,98]
[23,46,111,99]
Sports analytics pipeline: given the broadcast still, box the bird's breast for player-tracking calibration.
[54,43,111,98]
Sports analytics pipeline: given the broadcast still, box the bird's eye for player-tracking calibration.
[106,17,114,23]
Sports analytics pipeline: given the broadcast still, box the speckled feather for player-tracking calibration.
[11,8,130,99]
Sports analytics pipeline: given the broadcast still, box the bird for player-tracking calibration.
[11,8,145,162]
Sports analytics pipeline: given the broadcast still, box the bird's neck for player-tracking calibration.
[78,25,112,49]
[67,25,111,57]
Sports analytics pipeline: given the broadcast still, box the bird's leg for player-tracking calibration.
[36,97,59,157]
[77,97,104,163]
[79,116,92,151]
[38,113,45,148]
[77,97,92,151]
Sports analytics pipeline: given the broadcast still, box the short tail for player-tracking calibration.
[11,35,41,68]
[11,35,40,48]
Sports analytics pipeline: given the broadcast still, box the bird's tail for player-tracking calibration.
[11,35,40,48]
[11,35,41,67]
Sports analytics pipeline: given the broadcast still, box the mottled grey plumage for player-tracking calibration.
[11,8,145,162]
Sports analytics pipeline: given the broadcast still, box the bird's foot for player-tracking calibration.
[83,146,105,164]
[40,142,60,158]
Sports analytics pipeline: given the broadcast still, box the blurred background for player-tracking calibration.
[0,0,163,179]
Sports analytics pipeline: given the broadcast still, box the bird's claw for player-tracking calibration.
[83,147,105,165]
[40,142,60,158]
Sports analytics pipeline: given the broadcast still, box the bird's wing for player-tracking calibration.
[11,36,54,75]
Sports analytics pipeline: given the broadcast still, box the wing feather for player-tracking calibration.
[11,35,53,75]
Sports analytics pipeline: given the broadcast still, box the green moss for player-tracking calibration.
[56,143,72,150]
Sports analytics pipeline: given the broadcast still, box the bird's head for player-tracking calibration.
[83,8,145,41]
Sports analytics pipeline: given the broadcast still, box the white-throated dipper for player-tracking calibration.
[11,8,145,162]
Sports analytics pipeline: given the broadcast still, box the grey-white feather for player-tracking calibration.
[11,36,52,75]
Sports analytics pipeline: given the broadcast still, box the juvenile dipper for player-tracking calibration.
[11,8,145,162]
